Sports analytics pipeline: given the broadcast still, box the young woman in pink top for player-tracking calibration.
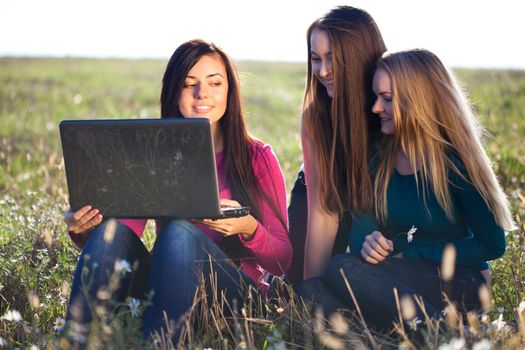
[63,39,292,342]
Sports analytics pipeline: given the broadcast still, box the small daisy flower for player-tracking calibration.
[1,309,22,322]
[491,313,506,331]
[114,259,132,275]
[53,317,66,332]
[406,225,417,243]
[392,225,417,244]
[128,298,141,318]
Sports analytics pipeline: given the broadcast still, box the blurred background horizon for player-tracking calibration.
[1,0,524,69]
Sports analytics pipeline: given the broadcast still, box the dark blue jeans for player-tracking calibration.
[66,220,150,324]
[67,219,255,339]
[297,253,486,330]
[142,219,255,338]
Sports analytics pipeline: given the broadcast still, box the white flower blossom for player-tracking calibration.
[114,259,132,274]
[406,225,417,243]
[472,339,492,350]
[29,345,39,350]
[491,313,506,332]
[517,301,525,313]
[438,337,465,350]
[0,336,7,346]
[1,310,22,322]
[128,298,141,317]
[53,317,66,332]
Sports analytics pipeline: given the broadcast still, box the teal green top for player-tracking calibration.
[348,158,506,271]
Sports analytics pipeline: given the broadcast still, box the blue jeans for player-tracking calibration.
[297,254,486,330]
[67,219,255,339]
[142,219,255,338]
[66,220,150,324]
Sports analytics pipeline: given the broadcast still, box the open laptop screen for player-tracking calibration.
[59,118,223,218]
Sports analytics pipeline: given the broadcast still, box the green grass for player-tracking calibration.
[1,57,524,349]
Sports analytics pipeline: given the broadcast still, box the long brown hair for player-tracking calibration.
[374,49,514,230]
[161,40,287,247]
[302,6,386,217]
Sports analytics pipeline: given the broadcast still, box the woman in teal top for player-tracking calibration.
[297,49,514,330]
[349,155,505,272]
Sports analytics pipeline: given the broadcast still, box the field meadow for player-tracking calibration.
[0,57,525,349]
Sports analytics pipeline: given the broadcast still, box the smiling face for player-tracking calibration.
[372,68,394,135]
[310,28,334,97]
[178,53,229,126]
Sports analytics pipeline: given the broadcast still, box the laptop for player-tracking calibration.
[59,118,249,219]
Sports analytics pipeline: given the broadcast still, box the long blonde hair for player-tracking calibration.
[302,6,386,216]
[374,49,514,230]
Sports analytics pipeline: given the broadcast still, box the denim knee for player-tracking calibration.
[152,219,207,259]
[81,220,143,263]
[323,253,370,287]
[326,253,359,273]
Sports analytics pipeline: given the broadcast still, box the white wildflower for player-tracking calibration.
[406,225,417,243]
[128,298,141,318]
[0,336,7,346]
[114,259,132,274]
[491,313,506,332]
[472,339,492,350]
[53,317,66,332]
[438,337,465,350]
[29,345,39,350]
[518,301,525,313]
[1,309,22,322]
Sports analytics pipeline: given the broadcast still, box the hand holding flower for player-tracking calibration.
[361,230,394,264]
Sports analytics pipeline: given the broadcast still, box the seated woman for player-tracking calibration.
[297,48,514,330]
[63,39,292,341]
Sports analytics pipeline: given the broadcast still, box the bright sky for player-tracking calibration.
[1,0,523,69]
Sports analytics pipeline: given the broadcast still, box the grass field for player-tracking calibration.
[1,57,525,349]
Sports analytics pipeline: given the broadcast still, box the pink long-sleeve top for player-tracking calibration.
[69,141,292,293]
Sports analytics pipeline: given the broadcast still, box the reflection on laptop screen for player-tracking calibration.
[60,118,223,219]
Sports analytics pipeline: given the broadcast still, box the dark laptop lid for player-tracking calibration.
[59,118,222,219]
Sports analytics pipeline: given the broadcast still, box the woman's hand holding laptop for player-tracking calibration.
[195,199,257,242]
[65,198,253,238]
[64,205,103,234]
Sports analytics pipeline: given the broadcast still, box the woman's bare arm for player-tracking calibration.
[302,118,339,279]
